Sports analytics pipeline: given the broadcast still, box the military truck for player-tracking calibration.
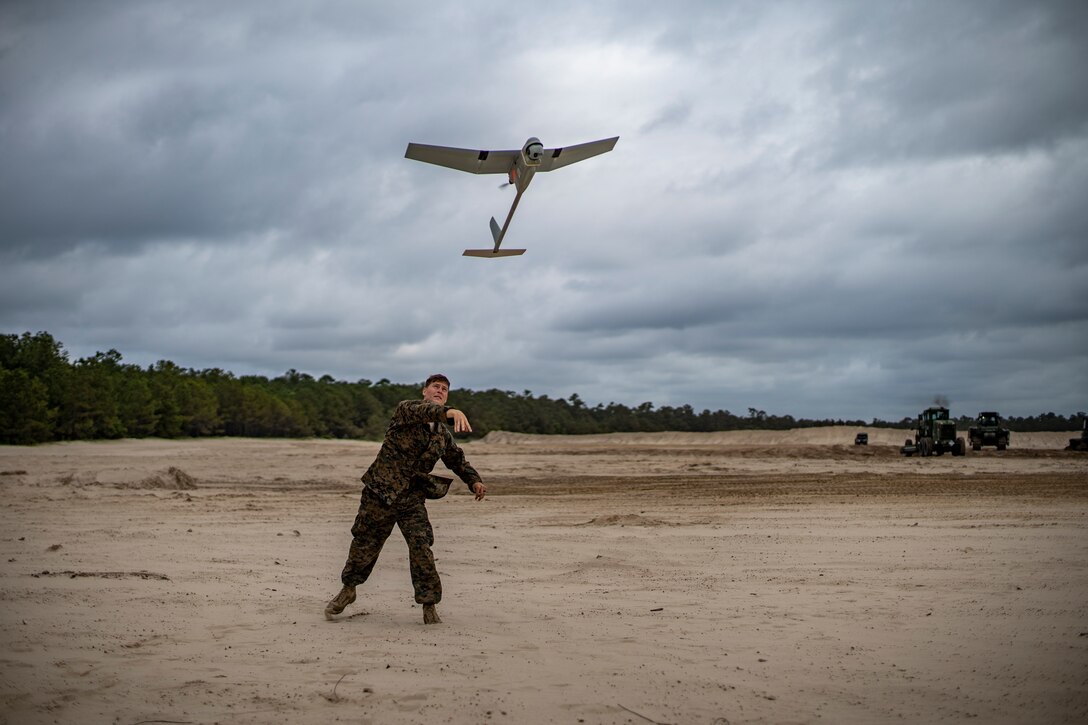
[900,406,966,457]
[1068,417,1088,452]
[968,411,1010,451]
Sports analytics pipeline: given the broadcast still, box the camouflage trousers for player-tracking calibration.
[340,487,441,605]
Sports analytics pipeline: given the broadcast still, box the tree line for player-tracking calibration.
[2,332,1083,445]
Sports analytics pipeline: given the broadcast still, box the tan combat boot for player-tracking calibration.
[422,603,442,624]
[324,585,356,620]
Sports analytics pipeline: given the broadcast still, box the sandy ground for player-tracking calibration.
[1,427,1086,725]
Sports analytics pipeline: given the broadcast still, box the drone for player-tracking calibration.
[405,136,619,257]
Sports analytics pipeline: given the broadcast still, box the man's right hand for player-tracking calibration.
[446,408,472,433]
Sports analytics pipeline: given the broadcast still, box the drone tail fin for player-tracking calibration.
[489,217,502,243]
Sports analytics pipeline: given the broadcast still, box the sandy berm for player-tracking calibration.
[1,427,1086,724]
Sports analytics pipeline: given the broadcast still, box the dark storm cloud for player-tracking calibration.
[0,1,515,258]
[810,1,1088,164]
[1,0,1085,421]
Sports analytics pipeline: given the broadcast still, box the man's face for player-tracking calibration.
[422,380,449,405]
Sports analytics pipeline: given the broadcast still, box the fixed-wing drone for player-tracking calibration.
[404,136,619,257]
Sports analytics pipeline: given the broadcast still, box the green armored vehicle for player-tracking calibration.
[900,406,966,457]
[968,411,1010,451]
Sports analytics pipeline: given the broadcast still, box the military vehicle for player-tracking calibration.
[900,406,966,457]
[1068,417,1088,452]
[854,433,868,445]
[968,411,1010,451]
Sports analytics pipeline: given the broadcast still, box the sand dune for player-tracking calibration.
[481,426,1077,449]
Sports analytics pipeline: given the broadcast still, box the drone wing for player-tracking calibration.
[404,143,519,175]
[537,136,619,172]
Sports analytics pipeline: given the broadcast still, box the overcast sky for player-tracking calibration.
[2,1,1086,422]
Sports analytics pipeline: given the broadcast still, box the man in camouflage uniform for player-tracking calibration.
[324,373,486,625]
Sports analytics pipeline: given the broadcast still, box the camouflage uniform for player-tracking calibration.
[339,399,482,605]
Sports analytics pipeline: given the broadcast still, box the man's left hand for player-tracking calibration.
[473,482,486,501]
[446,408,472,433]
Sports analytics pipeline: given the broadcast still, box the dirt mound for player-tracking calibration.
[59,466,198,490]
[576,513,667,527]
[126,467,198,490]
[57,471,101,486]
[480,427,906,446]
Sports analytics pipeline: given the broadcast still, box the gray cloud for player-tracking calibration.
[809,1,1088,164]
[1,0,1085,422]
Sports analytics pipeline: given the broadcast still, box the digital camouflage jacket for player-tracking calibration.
[360,399,482,505]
